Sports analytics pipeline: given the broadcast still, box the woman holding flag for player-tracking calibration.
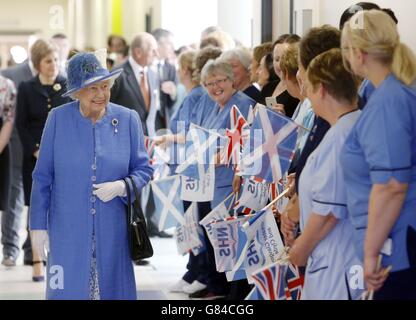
[288,48,363,300]
[185,58,255,300]
[165,47,224,296]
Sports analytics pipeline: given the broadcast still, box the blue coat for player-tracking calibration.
[200,91,255,207]
[30,101,154,300]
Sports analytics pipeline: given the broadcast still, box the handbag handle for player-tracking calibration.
[127,176,147,225]
[123,178,133,225]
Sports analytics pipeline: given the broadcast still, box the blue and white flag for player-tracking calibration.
[225,221,250,282]
[211,216,250,273]
[199,193,234,245]
[245,287,262,300]
[175,202,204,256]
[242,207,285,283]
[176,124,227,180]
[180,166,215,202]
[240,106,298,183]
[151,175,185,231]
[233,178,270,215]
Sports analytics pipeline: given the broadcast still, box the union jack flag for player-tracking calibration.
[285,263,304,300]
[252,262,288,300]
[144,136,156,165]
[225,105,249,166]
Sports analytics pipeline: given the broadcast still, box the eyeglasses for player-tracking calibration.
[204,78,229,89]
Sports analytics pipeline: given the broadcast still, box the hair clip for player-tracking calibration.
[112,118,119,133]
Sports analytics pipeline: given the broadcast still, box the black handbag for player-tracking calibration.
[123,176,153,261]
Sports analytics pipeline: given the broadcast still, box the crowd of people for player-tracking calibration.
[0,1,415,300]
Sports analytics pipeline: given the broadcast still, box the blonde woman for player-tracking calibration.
[341,10,416,299]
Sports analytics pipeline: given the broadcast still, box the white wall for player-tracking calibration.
[161,0,217,48]
[217,0,254,47]
[272,0,291,39]
[293,0,416,51]
[0,0,70,37]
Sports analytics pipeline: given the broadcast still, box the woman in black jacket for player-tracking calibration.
[16,39,70,281]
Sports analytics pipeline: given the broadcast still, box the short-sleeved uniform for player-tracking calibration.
[299,110,363,300]
[200,91,254,208]
[341,75,416,275]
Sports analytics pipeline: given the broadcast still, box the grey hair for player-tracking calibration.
[220,47,252,70]
[130,32,155,51]
[201,59,234,85]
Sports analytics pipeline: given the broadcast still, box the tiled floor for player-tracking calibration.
[0,223,191,300]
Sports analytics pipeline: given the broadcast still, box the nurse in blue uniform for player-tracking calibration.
[289,49,363,300]
[29,52,153,300]
[341,10,416,299]
[186,59,255,299]
[199,59,255,208]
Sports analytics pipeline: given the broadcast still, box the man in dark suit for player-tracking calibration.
[111,32,172,239]
[1,60,36,266]
[111,32,166,137]
[151,28,179,126]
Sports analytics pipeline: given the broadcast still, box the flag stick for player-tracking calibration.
[263,188,290,212]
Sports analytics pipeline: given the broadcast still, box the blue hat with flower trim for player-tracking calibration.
[62,50,122,97]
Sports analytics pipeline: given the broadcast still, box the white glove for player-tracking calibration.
[31,230,49,261]
[93,180,126,202]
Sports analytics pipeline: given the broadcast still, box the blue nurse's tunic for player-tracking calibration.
[200,91,254,208]
[341,74,416,273]
[299,111,363,300]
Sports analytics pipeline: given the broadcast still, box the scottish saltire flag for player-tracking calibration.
[151,175,185,231]
[175,202,204,256]
[285,263,304,300]
[224,105,249,166]
[252,262,288,300]
[199,193,234,244]
[211,216,250,273]
[240,105,298,183]
[176,124,227,180]
[245,287,262,300]
[242,207,285,283]
[233,178,270,215]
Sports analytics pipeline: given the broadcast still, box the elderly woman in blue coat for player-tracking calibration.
[341,10,416,299]
[29,51,154,300]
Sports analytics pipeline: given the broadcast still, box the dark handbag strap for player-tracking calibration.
[123,178,133,225]
[127,176,147,225]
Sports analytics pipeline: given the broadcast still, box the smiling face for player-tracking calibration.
[204,73,235,107]
[76,80,111,115]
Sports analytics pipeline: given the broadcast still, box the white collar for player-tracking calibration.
[129,56,148,75]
